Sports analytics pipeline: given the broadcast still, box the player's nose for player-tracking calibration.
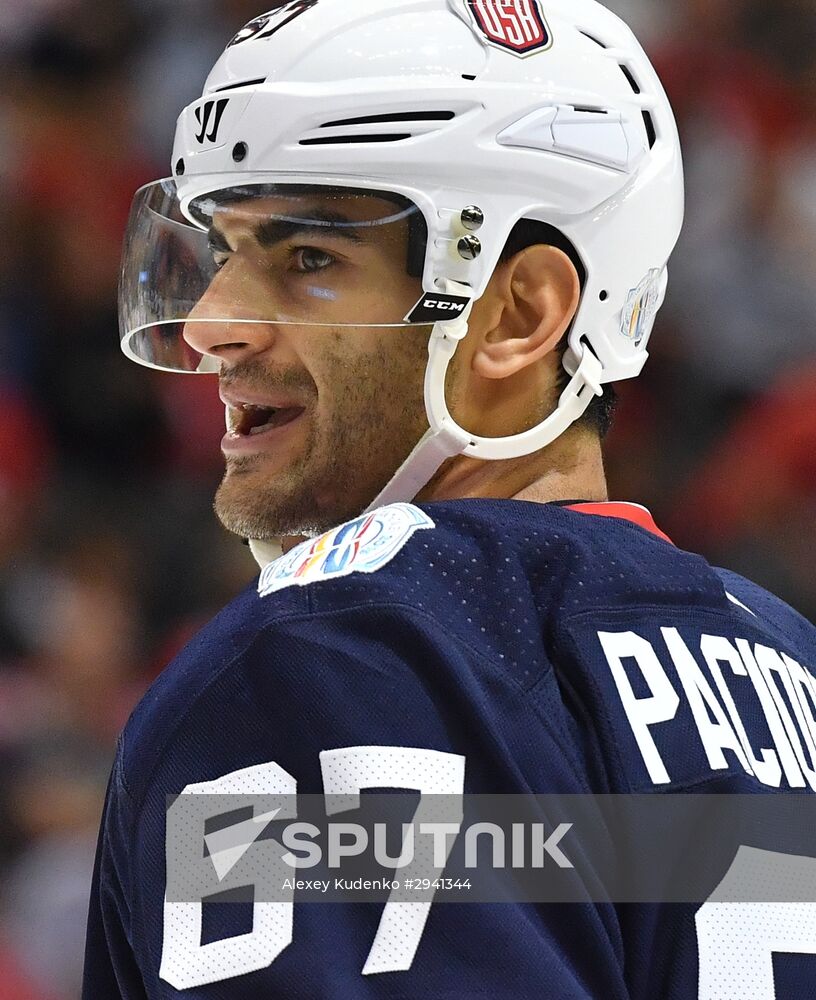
[182,272,277,364]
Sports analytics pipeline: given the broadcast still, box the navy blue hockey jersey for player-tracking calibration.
[83,499,816,998]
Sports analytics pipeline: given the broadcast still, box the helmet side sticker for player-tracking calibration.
[621,268,662,346]
[229,1,319,47]
[406,293,472,324]
[194,99,229,144]
[464,0,552,56]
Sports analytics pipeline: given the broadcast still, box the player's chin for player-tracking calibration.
[214,481,296,540]
[214,457,328,540]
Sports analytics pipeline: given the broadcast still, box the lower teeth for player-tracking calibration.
[246,407,280,435]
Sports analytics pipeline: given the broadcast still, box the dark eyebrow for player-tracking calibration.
[207,210,366,255]
[253,211,365,248]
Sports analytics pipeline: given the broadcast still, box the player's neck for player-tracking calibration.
[417,424,609,507]
[280,429,608,554]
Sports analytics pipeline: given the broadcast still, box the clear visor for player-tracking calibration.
[119,179,430,372]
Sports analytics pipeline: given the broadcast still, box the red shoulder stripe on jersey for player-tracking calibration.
[565,502,674,545]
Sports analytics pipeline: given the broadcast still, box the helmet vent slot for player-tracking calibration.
[619,65,641,94]
[214,77,266,92]
[642,110,657,148]
[300,133,413,146]
[579,29,607,48]
[301,110,458,146]
[321,111,456,127]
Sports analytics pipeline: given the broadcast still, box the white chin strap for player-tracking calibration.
[364,280,604,512]
[249,537,285,569]
[249,280,604,570]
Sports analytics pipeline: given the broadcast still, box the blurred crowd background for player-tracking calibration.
[0,0,814,995]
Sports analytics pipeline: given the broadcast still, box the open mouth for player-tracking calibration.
[229,404,305,437]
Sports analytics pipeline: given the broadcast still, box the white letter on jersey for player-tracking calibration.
[699,635,782,787]
[736,639,805,788]
[755,645,816,790]
[782,653,816,755]
[598,631,680,785]
[662,628,753,775]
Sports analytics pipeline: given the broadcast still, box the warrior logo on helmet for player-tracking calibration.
[464,0,552,55]
[229,1,319,46]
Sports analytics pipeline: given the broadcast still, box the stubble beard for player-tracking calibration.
[213,333,430,541]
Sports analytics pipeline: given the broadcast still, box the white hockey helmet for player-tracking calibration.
[120,0,683,517]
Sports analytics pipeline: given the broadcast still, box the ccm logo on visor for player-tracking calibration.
[464,0,552,56]
[406,294,471,324]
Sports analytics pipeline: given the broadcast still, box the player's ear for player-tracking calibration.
[470,245,581,380]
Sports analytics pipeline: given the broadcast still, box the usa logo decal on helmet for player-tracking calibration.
[464,0,552,56]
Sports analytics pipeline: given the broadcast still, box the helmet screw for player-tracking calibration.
[232,142,248,162]
[460,206,484,232]
[175,158,185,175]
[458,235,482,260]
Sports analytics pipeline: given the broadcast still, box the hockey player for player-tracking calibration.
[84,1,816,997]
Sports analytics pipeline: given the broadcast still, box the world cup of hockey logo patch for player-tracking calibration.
[258,503,435,596]
[229,1,319,46]
[464,0,552,56]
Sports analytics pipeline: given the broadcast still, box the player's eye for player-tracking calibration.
[291,247,337,274]
[208,237,233,271]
